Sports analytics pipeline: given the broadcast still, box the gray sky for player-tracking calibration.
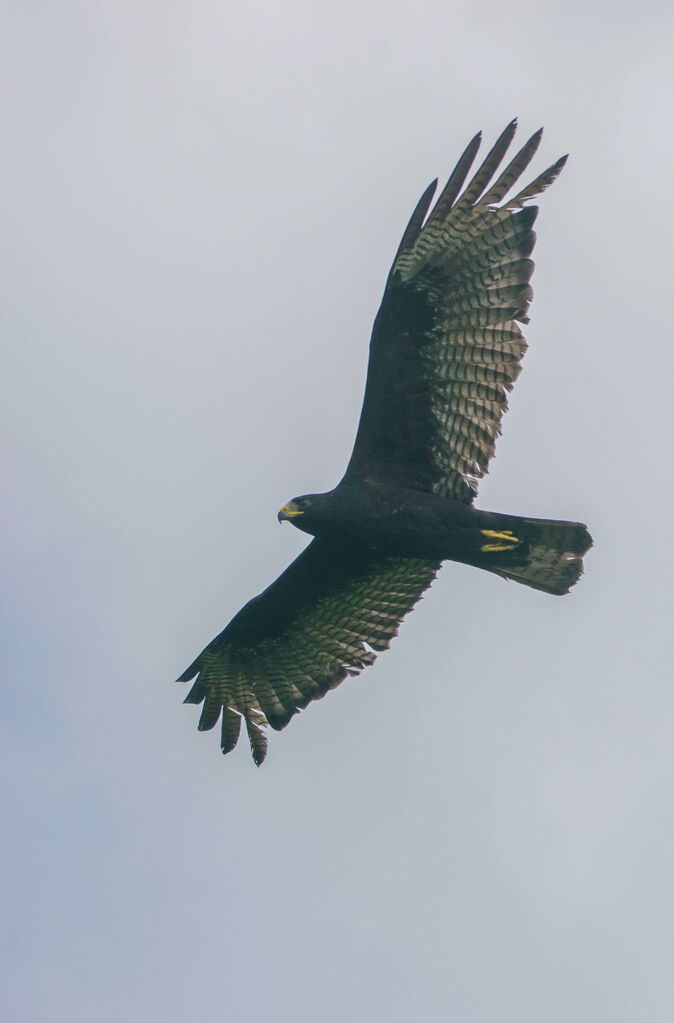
[2,2,674,1021]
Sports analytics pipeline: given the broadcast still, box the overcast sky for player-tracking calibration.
[2,2,674,1021]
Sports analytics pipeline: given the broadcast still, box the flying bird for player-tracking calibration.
[178,120,592,764]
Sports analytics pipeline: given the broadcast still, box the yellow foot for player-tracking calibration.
[480,529,520,552]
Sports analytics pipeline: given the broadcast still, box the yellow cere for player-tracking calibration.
[281,504,304,517]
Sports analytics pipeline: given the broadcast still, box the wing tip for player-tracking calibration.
[176,666,198,684]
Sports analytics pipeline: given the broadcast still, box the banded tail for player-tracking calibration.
[478,516,593,596]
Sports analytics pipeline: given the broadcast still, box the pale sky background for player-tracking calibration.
[2,2,674,1021]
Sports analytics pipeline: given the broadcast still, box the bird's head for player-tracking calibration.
[278,492,334,535]
[278,496,310,522]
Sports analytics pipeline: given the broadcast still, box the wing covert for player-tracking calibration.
[343,121,567,503]
[178,541,439,763]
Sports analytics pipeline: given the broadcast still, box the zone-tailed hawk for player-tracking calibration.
[178,121,592,764]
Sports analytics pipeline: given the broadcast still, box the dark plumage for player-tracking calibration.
[178,121,592,764]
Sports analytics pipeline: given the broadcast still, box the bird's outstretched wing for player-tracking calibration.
[178,541,439,763]
[342,120,567,503]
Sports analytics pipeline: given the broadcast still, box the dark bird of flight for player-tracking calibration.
[178,120,592,764]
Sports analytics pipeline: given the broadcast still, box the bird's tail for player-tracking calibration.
[475,515,593,596]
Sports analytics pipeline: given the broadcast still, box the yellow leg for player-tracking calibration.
[480,529,520,552]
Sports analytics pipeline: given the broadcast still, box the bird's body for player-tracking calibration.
[279,482,589,593]
[178,121,592,764]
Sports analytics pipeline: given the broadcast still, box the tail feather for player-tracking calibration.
[484,517,592,596]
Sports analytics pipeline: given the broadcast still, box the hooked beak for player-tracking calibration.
[278,502,304,523]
